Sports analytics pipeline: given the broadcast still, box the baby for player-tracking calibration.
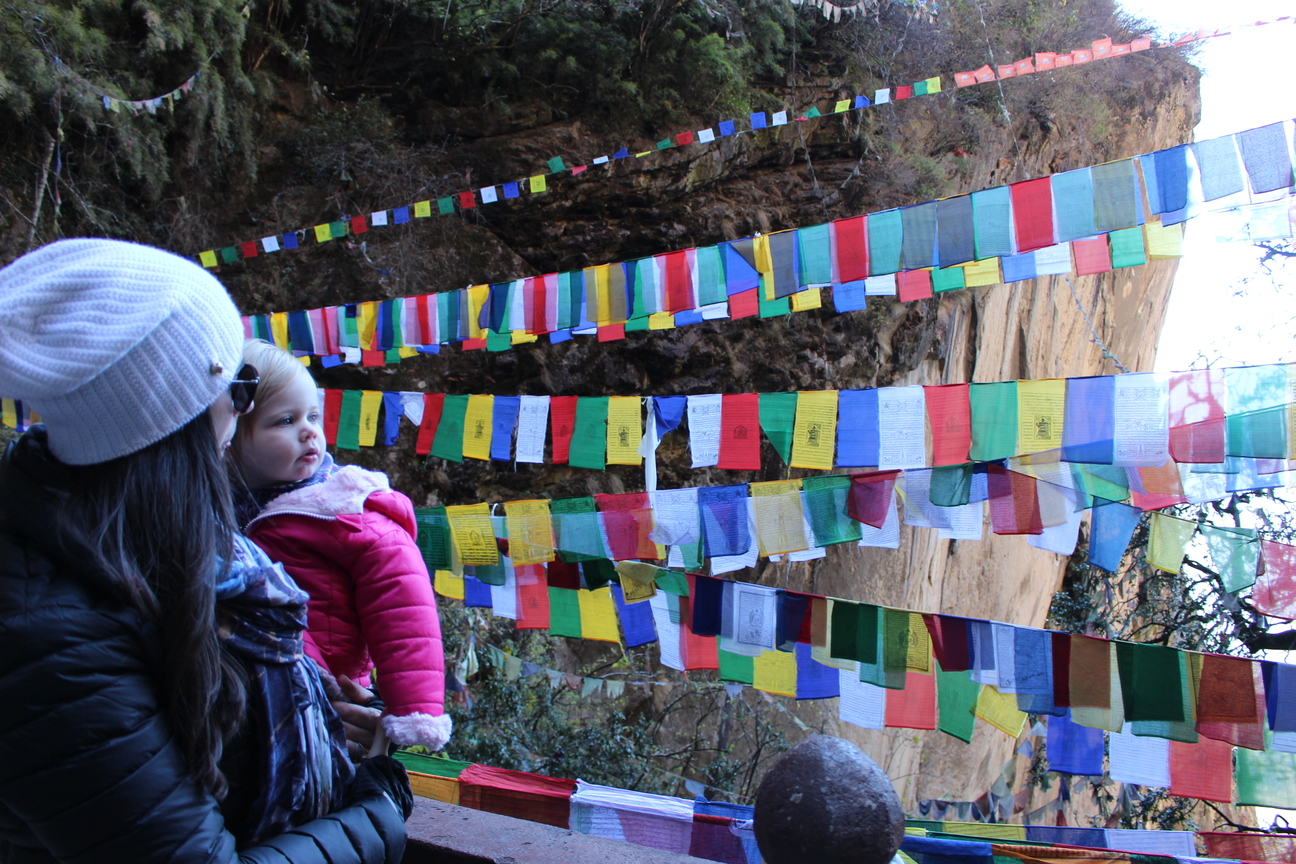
[231,339,451,751]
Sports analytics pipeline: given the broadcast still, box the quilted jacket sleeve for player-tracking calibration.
[0,562,405,864]
[345,504,450,750]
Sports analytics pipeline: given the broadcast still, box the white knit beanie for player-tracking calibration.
[0,239,244,465]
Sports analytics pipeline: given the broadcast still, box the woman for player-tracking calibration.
[0,239,411,862]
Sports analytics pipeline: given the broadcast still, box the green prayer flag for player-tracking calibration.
[803,106,822,118]
[719,650,756,684]
[829,600,862,661]
[431,394,468,462]
[655,569,690,595]
[937,663,979,743]
[486,330,512,351]
[803,475,861,545]
[760,392,799,465]
[1130,651,1198,742]
[1225,365,1288,458]
[759,294,790,318]
[569,396,609,470]
[393,751,472,778]
[582,558,616,590]
[330,221,347,239]
[930,464,974,507]
[547,156,565,173]
[548,586,583,637]
[969,381,1018,460]
[1115,642,1184,722]
[1201,525,1260,593]
[1071,464,1129,502]
[556,272,574,330]
[437,196,455,215]
[384,349,400,364]
[868,209,904,275]
[1236,732,1296,807]
[414,507,451,569]
[797,224,832,285]
[551,497,606,562]
[624,316,649,332]
[882,608,909,690]
[695,246,727,307]
[1109,226,1146,268]
[656,138,672,150]
[220,246,239,264]
[932,266,966,293]
[337,390,362,450]
[677,542,704,571]
[856,604,885,686]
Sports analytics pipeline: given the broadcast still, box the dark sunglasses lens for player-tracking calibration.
[231,365,259,413]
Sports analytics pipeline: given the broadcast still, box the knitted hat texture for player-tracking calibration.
[0,239,244,465]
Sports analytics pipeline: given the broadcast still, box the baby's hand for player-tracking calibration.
[333,674,382,761]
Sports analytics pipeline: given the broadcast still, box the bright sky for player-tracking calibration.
[1114,0,1296,373]
[1117,0,1296,827]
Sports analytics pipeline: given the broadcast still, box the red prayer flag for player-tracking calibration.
[848,470,901,528]
[1131,36,1152,51]
[361,349,386,367]
[1111,43,1130,56]
[545,561,581,590]
[987,464,1044,535]
[718,393,761,470]
[1072,48,1093,63]
[350,214,368,234]
[682,576,720,671]
[884,671,937,729]
[1054,53,1074,68]
[1035,52,1056,69]
[1202,834,1296,863]
[925,383,972,466]
[1052,632,1071,707]
[414,393,445,455]
[925,614,972,671]
[1014,58,1036,75]
[1169,737,1234,802]
[895,85,913,100]
[457,764,576,828]
[459,190,476,210]
[896,269,933,302]
[1169,369,1227,463]
[1197,653,1259,723]
[833,215,869,283]
[1091,37,1113,58]
[532,275,550,333]
[676,130,695,146]
[1197,661,1264,751]
[595,492,658,560]
[415,294,434,345]
[597,323,626,342]
[460,338,486,351]
[1072,236,1111,275]
[973,65,996,83]
[514,564,550,630]
[240,240,258,258]
[996,64,1017,79]
[729,288,759,319]
[664,250,693,314]
[1254,539,1296,619]
[323,389,343,445]
[1010,177,1055,253]
[549,396,577,464]
[954,71,977,87]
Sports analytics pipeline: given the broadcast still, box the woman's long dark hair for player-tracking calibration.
[54,412,247,799]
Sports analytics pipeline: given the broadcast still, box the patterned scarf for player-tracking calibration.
[216,534,354,844]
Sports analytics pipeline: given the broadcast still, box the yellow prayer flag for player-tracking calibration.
[753,649,798,697]
[529,175,547,194]
[1147,511,1195,573]
[961,256,1001,287]
[790,287,821,311]
[941,823,1024,841]
[790,390,839,469]
[577,587,621,643]
[357,390,383,446]
[510,330,538,344]
[467,285,489,340]
[648,311,675,330]
[592,265,612,326]
[408,773,460,805]
[313,224,332,243]
[269,312,291,349]
[974,685,1027,737]
[834,99,851,113]
[1016,378,1066,455]
[754,234,775,301]
[398,346,419,358]
[1,398,15,429]
[505,499,555,565]
[434,569,466,600]
[750,480,808,556]
[199,250,218,268]
[606,396,643,465]
[924,76,942,94]
[462,394,495,461]
[358,301,379,350]
[906,612,931,672]
[1144,219,1184,260]
[445,503,498,565]
[414,200,432,218]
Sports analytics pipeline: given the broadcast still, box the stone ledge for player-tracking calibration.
[404,797,715,864]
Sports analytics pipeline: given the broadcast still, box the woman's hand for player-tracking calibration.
[329,674,383,762]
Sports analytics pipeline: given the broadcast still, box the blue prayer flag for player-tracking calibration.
[282,232,299,249]
[1046,711,1105,775]
[1000,252,1037,283]
[699,485,750,558]
[393,206,410,224]
[381,392,404,446]
[463,575,493,608]
[836,389,879,467]
[833,280,867,311]
[503,182,520,199]
[796,643,841,699]
[718,120,736,137]
[749,112,767,130]
[612,583,657,647]
[1061,375,1114,464]
[1089,500,1141,571]
[490,396,521,461]
[652,396,687,439]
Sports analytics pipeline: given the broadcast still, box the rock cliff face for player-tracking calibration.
[214,14,1198,810]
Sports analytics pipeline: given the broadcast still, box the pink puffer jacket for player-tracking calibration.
[246,466,451,750]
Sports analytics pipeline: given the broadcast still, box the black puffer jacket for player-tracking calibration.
[0,432,406,864]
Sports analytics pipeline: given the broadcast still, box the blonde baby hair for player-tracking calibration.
[229,339,316,459]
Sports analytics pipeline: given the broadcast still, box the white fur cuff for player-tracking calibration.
[383,712,453,751]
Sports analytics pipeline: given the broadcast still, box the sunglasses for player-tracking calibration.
[230,364,259,415]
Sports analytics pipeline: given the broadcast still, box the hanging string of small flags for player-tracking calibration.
[225,118,1295,366]
[425,524,1296,809]
[50,55,204,116]
[191,16,1294,269]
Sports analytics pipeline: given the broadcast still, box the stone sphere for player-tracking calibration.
[753,735,905,864]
